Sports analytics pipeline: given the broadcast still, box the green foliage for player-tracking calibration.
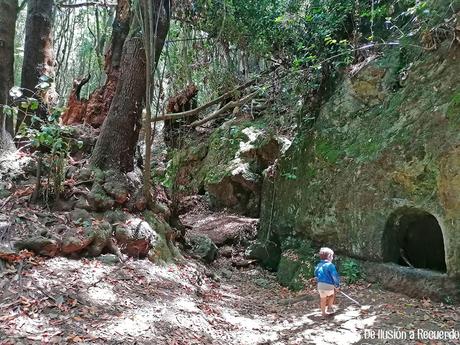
[8,80,74,201]
[340,258,362,283]
[315,139,342,164]
[277,237,316,291]
[281,171,297,180]
[447,89,460,127]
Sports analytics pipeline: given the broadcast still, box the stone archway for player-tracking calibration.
[382,208,446,272]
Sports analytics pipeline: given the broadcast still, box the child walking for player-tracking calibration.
[314,247,340,317]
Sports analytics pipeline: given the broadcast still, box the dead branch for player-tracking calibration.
[189,90,259,127]
[400,248,414,268]
[152,66,276,123]
[57,1,117,8]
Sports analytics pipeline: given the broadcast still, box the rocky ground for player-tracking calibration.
[0,251,459,345]
[0,193,459,345]
[0,139,459,345]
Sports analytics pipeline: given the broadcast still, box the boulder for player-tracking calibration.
[144,211,180,263]
[85,220,113,257]
[103,171,129,204]
[183,213,258,246]
[246,240,281,271]
[70,208,92,224]
[74,167,93,182]
[61,228,94,255]
[86,183,115,211]
[15,236,60,257]
[276,249,315,291]
[188,234,218,263]
[207,165,261,217]
[114,218,158,258]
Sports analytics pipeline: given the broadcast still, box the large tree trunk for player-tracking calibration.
[90,0,170,173]
[61,0,130,127]
[17,0,55,131]
[0,0,18,146]
[90,38,147,172]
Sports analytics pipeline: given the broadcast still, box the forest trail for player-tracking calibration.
[1,241,458,344]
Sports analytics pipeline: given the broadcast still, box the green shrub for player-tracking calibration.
[340,258,362,284]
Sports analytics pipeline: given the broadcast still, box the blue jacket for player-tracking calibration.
[315,260,340,287]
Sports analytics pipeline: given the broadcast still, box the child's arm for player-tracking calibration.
[329,264,340,287]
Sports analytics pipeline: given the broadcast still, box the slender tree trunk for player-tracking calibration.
[17,0,55,131]
[91,0,170,173]
[0,0,18,141]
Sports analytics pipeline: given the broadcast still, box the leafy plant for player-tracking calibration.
[340,258,362,284]
[7,78,72,202]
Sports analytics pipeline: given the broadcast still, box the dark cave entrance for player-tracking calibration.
[382,209,446,272]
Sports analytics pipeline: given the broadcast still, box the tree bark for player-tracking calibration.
[17,0,55,131]
[90,38,146,172]
[0,0,18,140]
[62,0,130,127]
[90,0,170,173]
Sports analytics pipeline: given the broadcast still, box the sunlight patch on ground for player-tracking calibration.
[6,314,61,341]
[132,260,198,290]
[0,257,394,344]
[86,283,117,306]
[221,309,265,330]
[91,306,161,340]
[219,308,278,344]
[282,306,378,345]
[42,257,108,285]
[173,297,200,313]
[298,328,362,345]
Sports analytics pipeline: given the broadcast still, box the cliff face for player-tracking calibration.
[258,43,460,277]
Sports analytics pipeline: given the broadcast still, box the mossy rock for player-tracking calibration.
[75,167,94,182]
[86,183,115,211]
[189,234,218,263]
[70,208,92,224]
[147,236,175,264]
[0,182,12,199]
[61,228,95,255]
[276,238,316,290]
[246,240,281,271]
[104,210,129,224]
[15,236,60,257]
[85,220,112,257]
[277,249,315,291]
[144,211,179,263]
[447,89,460,127]
[103,171,129,204]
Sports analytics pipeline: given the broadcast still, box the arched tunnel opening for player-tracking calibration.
[382,209,446,272]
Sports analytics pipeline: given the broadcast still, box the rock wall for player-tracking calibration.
[165,119,290,217]
[258,43,460,278]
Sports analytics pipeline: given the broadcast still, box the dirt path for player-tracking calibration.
[0,253,458,345]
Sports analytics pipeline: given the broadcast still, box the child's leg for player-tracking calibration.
[320,296,327,316]
[326,294,335,313]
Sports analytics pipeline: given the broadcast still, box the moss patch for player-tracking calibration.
[447,89,460,127]
[276,238,315,291]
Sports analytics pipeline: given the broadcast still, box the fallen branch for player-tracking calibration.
[152,66,276,123]
[189,90,259,127]
[399,248,414,268]
[57,1,116,8]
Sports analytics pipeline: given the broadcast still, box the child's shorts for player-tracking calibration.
[317,282,335,298]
